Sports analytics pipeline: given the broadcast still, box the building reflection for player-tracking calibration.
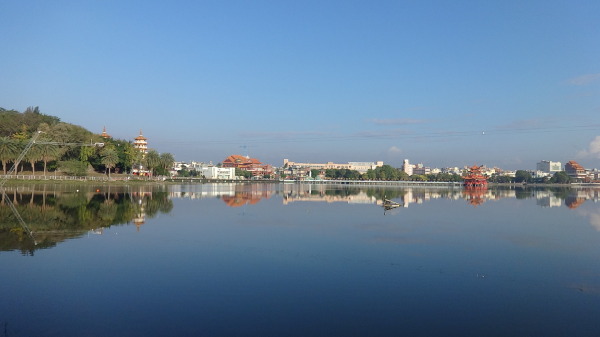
[165,183,600,210]
[4,183,600,254]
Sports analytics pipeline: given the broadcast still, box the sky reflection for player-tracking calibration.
[2,183,600,336]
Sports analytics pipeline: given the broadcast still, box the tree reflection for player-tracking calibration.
[0,186,173,254]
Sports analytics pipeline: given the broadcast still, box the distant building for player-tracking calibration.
[282,159,383,174]
[133,130,148,155]
[412,163,431,175]
[537,160,562,174]
[402,159,413,176]
[224,155,272,177]
[132,130,149,176]
[565,160,587,182]
[199,166,236,180]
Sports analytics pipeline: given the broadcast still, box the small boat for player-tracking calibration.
[383,198,401,210]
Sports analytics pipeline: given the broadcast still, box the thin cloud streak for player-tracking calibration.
[567,73,600,86]
[370,118,429,126]
[238,131,328,139]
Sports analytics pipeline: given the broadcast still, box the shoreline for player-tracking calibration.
[0,175,585,188]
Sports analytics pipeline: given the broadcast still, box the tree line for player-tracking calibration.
[316,165,463,182]
[488,170,571,184]
[0,106,174,177]
[317,166,572,184]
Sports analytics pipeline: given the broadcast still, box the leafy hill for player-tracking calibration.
[0,106,173,177]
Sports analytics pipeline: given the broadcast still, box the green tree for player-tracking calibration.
[38,142,62,176]
[514,170,532,183]
[79,145,95,163]
[59,160,88,176]
[144,149,161,176]
[123,142,140,173]
[100,147,119,178]
[0,136,18,174]
[549,171,570,184]
[235,168,252,179]
[159,152,175,176]
[10,140,26,174]
[25,144,42,175]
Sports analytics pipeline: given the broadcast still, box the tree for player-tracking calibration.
[59,160,88,176]
[10,140,26,175]
[235,168,252,179]
[100,147,119,178]
[514,170,532,183]
[549,171,570,184]
[0,136,18,174]
[144,149,161,176]
[25,144,42,175]
[38,142,62,176]
[123,143,141,174]
[159,152,175,176]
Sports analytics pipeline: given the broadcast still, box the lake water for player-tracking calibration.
[1,183,600,336]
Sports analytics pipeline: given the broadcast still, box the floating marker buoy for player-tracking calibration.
[96,189,100,192]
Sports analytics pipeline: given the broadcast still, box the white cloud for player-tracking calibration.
[567,73,600,86]
[388,146,402,154]
[578,136,600,159]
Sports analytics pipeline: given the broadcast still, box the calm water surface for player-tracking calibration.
[1,183,600,336]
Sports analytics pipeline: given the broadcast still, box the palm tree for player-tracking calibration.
[100,147,119,179]
[25,145,42,175]
[159,152,175,176]
[38,142,63,176]
[0,136,18,175]
[12,140,26,175]
[144,150,161,176]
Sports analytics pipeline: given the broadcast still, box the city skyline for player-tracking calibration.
[1,1,599,170]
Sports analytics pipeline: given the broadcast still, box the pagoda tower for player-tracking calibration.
[133,130,148,155]
[463,165,488,188]
[100,126,111,139]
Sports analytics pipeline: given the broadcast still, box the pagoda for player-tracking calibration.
[463,165,488,188]
[100,126,112,139]
[133,130,148,155]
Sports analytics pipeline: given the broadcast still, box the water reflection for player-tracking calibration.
[3,183,600,254]
[0,185,173,255]
[168,183,600,209]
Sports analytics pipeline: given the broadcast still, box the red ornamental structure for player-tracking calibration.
[463,165,488,188]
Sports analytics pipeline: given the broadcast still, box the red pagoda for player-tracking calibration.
[463,165,488,188]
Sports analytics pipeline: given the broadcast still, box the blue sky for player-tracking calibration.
[1,1,599,170]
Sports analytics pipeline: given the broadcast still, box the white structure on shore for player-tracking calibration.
[537,160,562,173]
[199,166,236,180]
[282,159,383,174]
[402,159,413,176]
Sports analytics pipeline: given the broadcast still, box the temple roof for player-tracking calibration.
[101,126,112,139]
[134,129,147,141]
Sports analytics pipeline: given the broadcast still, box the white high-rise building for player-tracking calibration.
[402,159,413,176]
[536,160,561,173]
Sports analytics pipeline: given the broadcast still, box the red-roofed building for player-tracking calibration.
[222,155,273,177]
[565,160,587,182]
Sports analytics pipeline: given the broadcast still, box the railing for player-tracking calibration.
[0,174,167,182]
[1,175,110,181]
